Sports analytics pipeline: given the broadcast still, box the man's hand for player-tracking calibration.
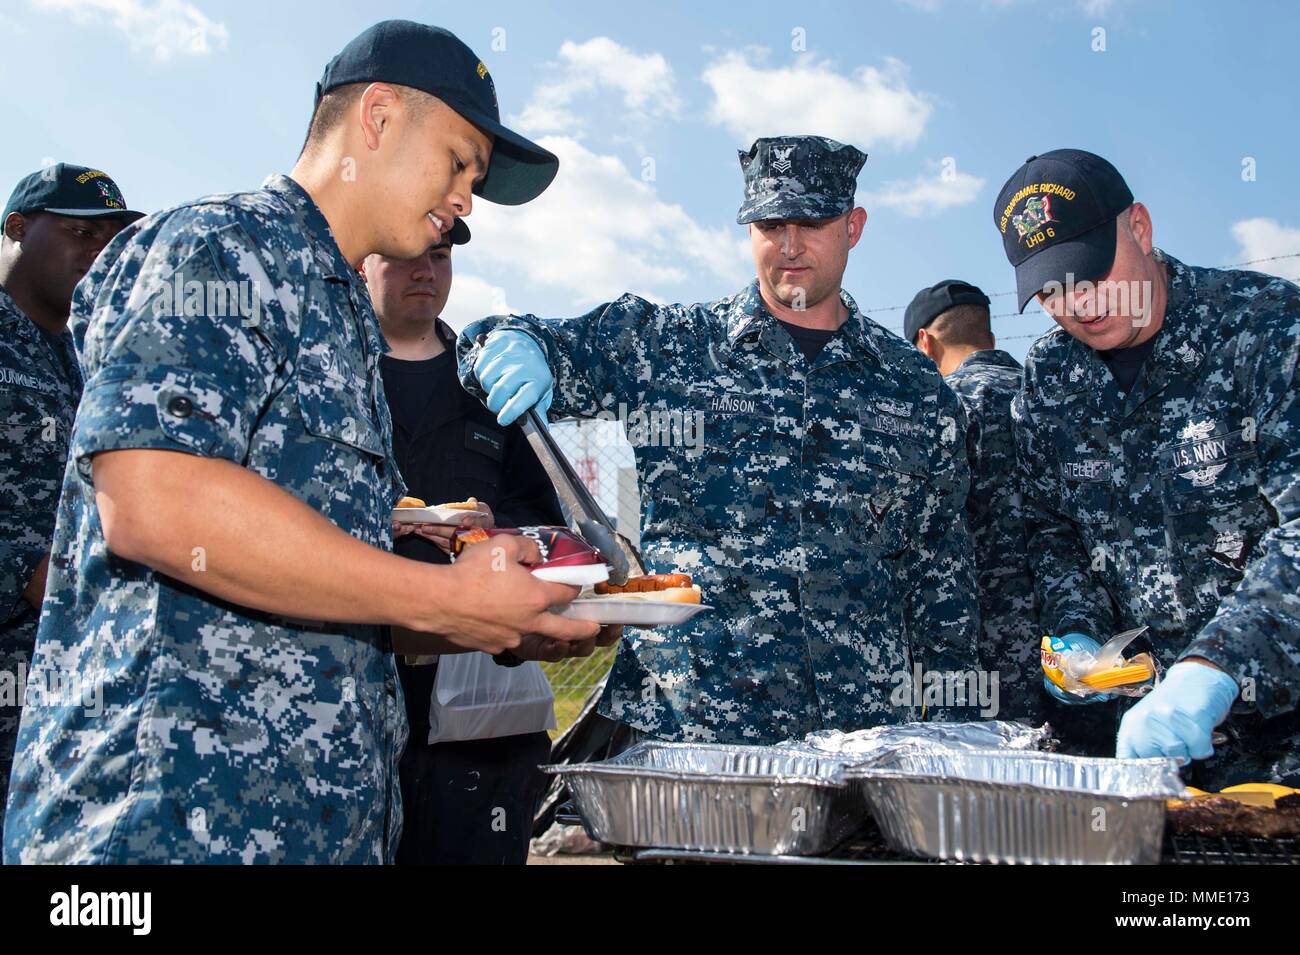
[1116,658,1239,761]
[21,554,50,610]
[415,533,599,654]
[513,625,623,662]
[91,448,598,656]
[393,507,492,554]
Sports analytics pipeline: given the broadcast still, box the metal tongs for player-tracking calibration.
[520,408,646,585]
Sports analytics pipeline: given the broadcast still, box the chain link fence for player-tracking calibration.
[540,417,641,735]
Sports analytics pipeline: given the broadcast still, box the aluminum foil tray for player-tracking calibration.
[784,720,1050,760]
[543,741,867,856]
[846,749,1186,865]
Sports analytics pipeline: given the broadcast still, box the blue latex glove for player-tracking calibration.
[1042,632,1116,705]
[1116,661,1238,762]
[473,330,554,426]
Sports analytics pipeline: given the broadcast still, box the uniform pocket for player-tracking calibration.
[1160,434,1258,515]
[295,371,392,539]
[1058,477,1113,526]
[297,372,386,459]
[839,438,932,559]
[687,409,775,531]
[1159,440,1265,583]
[452,452,502,500]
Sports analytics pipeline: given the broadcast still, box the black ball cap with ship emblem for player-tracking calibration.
[316,20,559,205]
[993,148,1134,312]
[3,163,144,224]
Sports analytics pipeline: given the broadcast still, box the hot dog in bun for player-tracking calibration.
[595,573,702,604]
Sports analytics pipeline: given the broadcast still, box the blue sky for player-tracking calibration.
[3,0,1298,360]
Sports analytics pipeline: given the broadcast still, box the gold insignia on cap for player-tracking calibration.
[476,61,488,80]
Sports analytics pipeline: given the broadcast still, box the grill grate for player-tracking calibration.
[557,804,1300,865]
[1164,833,1300,865]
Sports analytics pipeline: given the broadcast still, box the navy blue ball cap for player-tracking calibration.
[317,20,558,206]
[447,217,470,245]
[903,279,991,343]
[993,148,1133,312]
[3,163,144,226]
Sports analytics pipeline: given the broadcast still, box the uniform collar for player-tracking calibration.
[261,174,359,282]
[262,176,390,385]
[724,279,881,366]
[1056,249,1211,419]
[955,348,1021,373]
[378,320,455,358]
[1126,251,1211,408]
[0,283,79,379]
[0,284,23,324]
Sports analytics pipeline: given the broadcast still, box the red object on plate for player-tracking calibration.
[452,526,606,570]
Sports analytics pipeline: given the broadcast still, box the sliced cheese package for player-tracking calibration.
[1040,628,1159,699]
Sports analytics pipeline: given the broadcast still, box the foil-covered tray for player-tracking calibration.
[543,741,867,855]
[783,720,1050,760]
[846,749,1186,865]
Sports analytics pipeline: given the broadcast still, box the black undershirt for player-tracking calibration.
[377,349,456,743]
[379,351,454,433]
[776,318,835,363]
[1099,333,1159,395]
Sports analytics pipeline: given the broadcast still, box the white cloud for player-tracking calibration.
[515,37,680,135]
[1229,218,1300,282]
[0,11,28,34]
[440,274,515,333]
[702,50,933,151]
[459,136,750,309]
[30,0,228,60]
[861,161,986,217]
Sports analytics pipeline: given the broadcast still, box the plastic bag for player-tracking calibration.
[1040,626,1161,699]
[427,652,557,744]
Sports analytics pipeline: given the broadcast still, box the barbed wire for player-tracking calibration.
[870,250,1300,339]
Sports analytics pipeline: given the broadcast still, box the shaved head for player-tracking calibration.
[300,82,440,157]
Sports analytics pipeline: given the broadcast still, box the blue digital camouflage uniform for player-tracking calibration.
[0,287,83,828]
[945,349,1044,724]
[2,175,409,863]
[458,282,981,743]
[1013,250,1300,787]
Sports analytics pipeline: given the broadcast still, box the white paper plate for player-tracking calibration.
[558,598,712,627]
[532,564,610,587]
[392,506,490,526]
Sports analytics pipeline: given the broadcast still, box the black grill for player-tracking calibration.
[1164,833,1300,865]
[556,805,1300,865]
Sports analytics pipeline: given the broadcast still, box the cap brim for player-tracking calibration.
[448,218,470,245]
[902,314,933,345]
[737,193,847,225]
[44,207,146,223]
[1015,218,1117,312]
[453,105,558,206]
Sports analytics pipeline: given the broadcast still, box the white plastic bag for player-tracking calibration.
[427,653,557,744]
